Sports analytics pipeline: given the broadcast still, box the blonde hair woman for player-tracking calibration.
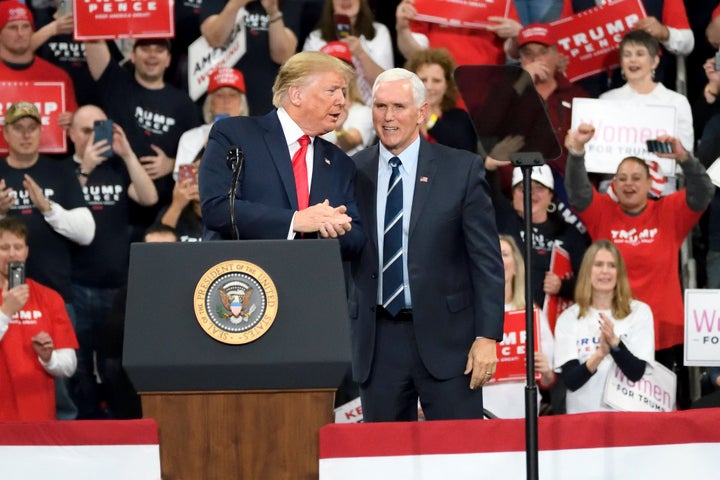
[554,240,655,413]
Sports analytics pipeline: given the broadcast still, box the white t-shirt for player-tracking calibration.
[173,124,212,180]
[553,300,655,414]
[321,102,374,156]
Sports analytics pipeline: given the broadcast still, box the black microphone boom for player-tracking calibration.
[227,145,244,240]
[227,145,243,171]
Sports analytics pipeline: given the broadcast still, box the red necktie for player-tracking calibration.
[292,135,310,210]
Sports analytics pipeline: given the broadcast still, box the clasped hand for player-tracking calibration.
[294,199,352,238]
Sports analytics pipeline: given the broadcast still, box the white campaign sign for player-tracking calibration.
[603,361,676,412]
[571,98,677,175]
[684,289,720,366]
[334,397,363,424]
[187,7,246,101]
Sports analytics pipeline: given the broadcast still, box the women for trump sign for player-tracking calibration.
[684,289,720,366]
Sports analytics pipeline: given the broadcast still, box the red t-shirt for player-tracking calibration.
[578,190,701,350]
[0,56,78,113]
[0,279,78,421]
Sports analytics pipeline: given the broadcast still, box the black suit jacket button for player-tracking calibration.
[371,273,377,279]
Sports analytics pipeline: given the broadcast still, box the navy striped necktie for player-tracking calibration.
[382,157,404,316]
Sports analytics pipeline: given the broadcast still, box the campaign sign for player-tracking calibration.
[490,308,541,384]
[73,0,174,40]
[413,0,513,30]
[603,361,676,412]
[0,82,67,154]
[543,244,574,333]
[571,98,677,175]
[187,7,246,100]
[550,0,646,82]
[334,396,363,424]
[684,289,720,366]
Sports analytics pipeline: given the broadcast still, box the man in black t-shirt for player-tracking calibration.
[199,0,302,115]
[65,104,158,418]
[84,38,202,239]
[0,101,94,305]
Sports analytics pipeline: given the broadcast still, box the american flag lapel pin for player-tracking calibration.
[420,176,428,183]
[324,158,331,165]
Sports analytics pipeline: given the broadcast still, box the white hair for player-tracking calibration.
[372,68,426,107]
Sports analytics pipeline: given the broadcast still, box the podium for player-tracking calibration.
[124,240,352,480]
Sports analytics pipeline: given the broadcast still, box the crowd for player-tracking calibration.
[1,0,719,422]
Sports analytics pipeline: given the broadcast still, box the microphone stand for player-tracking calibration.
[227,146,244,240]
[453,65,561,480]
[510,152,543,480]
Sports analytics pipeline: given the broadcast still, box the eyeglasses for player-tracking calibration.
[8,122,40,135]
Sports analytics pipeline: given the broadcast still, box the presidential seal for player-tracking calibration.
[194,260,278,344]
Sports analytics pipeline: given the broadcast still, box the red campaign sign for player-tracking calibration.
[0,82,68,155]
[490,308,541,384]
[543,244,574,333]
[73,0,174,40]
[550,0,646,82]
[413,0,513,29]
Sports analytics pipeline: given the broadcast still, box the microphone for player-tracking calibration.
[226,145,243,172]
[226,145,244,240]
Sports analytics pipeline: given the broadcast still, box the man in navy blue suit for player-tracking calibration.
[199,51,363,259]
[349,68,505,421]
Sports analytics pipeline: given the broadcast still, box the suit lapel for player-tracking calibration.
[409,139,437,239]
[309,140,331,206]
[260,112,298,209]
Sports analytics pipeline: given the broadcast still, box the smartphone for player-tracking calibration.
[93,119,114,158]
[178,163,198,185]
[646,139,673,154]
[58,0,72,16]
[8,262,25,289]
[334,13,352,38]
[715,50,720,72]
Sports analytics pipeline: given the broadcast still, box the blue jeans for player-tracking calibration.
[70,284,121,419]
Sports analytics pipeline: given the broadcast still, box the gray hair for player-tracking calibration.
[372,68,426,107]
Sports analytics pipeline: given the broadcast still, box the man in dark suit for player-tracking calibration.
[350,68,505,421]
[199,51,364,259]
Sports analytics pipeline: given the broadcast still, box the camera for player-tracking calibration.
[334,13,352,38]
[646,139,673,154]
[8,262,25,289]
[178,163,198,185]
[58,0,72,16]
[93,119,114,158]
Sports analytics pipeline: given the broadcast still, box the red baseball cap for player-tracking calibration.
[518,23,555,48]
[0,1,34,31]
[208,67,246,94]
[320,41,353,65]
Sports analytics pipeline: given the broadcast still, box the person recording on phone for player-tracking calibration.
[303,0,394,105]
[0,216,79,421]
[65,104,157,419]
[161,160,203,242]
[199,51,364,259]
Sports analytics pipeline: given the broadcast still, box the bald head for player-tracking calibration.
[69,105,107,158]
